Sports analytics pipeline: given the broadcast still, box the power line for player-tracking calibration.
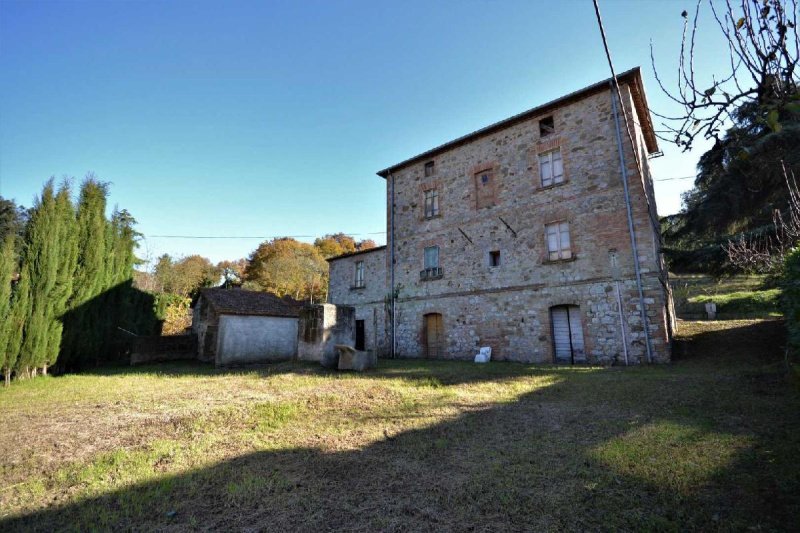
[654,175,695,181]
[145,231,386,239]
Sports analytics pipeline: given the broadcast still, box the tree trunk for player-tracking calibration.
[31,367,38,378]
[4,369,9,387]
[42,364,48,376]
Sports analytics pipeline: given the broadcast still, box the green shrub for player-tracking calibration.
[781,248,800,354]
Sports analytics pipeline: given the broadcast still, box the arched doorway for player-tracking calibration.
[550,305,585,364]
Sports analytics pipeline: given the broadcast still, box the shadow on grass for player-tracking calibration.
[672,318,785,364]
[5,321,798,530]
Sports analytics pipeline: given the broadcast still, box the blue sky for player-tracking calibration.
[0,0,726,264]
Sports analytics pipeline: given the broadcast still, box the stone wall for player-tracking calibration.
[328,248,389,356]
[328,78,672,364]
[297,304,356,362]
[192,296,218,363]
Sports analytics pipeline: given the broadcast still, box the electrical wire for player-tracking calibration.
[146,231,386,239]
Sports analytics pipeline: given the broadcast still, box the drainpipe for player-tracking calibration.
[610,86,653,364]
[389,172,396,359]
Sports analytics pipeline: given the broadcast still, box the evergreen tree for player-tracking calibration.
[0,235,16,385]
[3,269,29,384]
[42,183,78,374]
[61,177,109,369]
[17,181,60,377]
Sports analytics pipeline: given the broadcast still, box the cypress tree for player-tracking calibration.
[41,183,78,375]
[0,235,15,385]
[17,181,60,377]
[61,177,109,369]
[99,209,139,357]
[3,270,29,384]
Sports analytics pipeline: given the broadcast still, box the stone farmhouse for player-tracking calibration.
[328,67,674,365]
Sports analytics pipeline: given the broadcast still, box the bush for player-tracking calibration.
[781,248,800,354]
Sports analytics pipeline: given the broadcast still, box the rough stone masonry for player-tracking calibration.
[328,67,674,364]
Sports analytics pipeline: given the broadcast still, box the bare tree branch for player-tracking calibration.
[652,0,800,151]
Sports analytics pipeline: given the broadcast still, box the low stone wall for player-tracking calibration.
[130,335,197,366]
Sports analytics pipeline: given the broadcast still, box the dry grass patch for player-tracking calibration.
[1,320,798,531]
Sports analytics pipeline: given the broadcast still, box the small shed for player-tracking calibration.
[193,288,301,366]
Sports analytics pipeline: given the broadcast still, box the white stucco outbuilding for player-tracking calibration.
[192,288,301,366]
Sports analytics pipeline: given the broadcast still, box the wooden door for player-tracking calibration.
[551,305,584,364]
[425,313,443,358]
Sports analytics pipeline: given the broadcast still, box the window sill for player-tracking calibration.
[537,180,567,192]
[423,214,442,220]
[420,276,443,282]
[542,256,577,265]
[350,285,366,291]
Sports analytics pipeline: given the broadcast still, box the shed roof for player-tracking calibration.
[198,288,301,318]
[376,67,658,177]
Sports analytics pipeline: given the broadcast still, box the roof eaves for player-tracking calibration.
[326,245,387,262]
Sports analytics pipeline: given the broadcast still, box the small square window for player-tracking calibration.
[424,188,440,218]
[424,161,435,177]
[539,116,555,137]
[489,250,501,267]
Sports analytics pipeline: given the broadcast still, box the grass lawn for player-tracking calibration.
[670,274,782,318]
[1,320,798,531]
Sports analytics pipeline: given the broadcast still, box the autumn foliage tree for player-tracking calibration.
[153,254,220,298]
[313,233,376,259]
[244,238,327,301]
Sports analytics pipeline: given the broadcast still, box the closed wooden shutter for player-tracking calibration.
[568,307,585,362]
[551,307,572,363]
[551,305,584,364]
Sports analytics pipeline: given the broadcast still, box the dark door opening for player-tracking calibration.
[355,320,365,351]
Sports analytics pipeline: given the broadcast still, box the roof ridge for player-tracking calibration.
[376,67,657,177]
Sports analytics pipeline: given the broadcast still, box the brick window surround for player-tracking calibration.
[472,162,497,209]
[539,148,564,188]
[545,221,572,261]
[424,188,440,219]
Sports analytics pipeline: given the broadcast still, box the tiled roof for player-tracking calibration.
[376,67,658,177]
[198,288,301,318]
[326,245,387,262]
